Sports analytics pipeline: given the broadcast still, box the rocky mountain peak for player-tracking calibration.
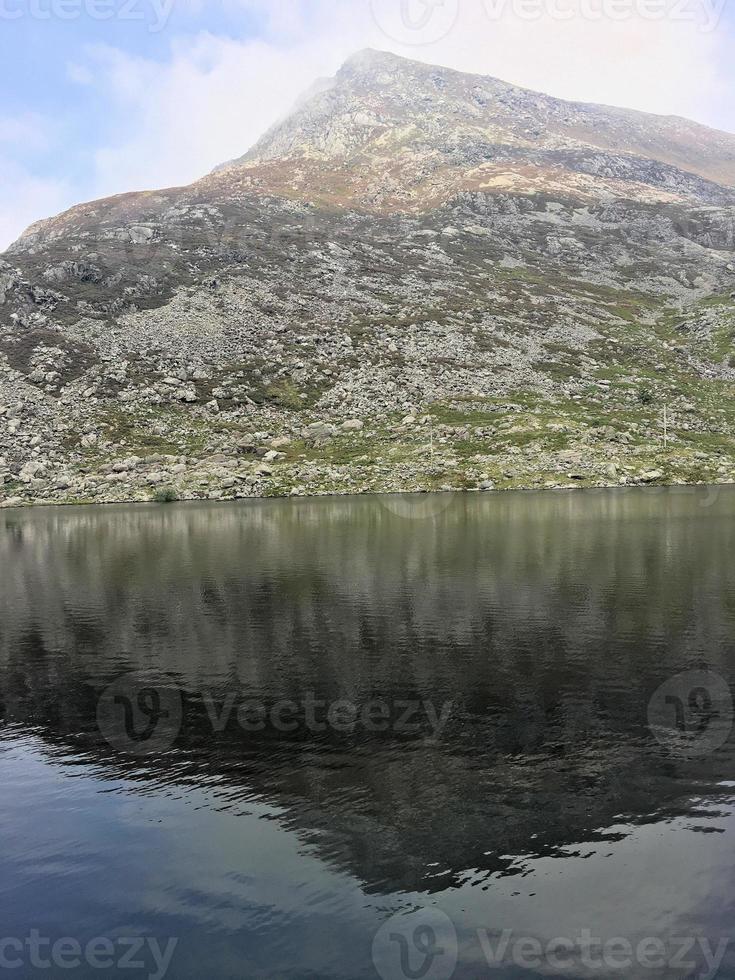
[214,49,735,212]
[337,46,409,73]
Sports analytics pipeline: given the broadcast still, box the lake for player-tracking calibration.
[1,487,735,979]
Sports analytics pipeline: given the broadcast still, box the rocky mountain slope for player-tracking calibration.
[1,49,735,507]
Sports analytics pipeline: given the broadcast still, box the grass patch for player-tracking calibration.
[152,487,177,503]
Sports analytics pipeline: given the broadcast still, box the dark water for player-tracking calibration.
[2,487,735,980]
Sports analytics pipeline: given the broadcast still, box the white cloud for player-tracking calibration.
[0,112,77,251]
[0,112,55,152]
[86,33,344,197]
[66,62,95,86]
[0,155,76,253]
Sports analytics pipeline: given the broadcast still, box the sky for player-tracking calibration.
[1,0,734,250]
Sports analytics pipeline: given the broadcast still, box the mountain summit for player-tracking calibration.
[1,52,735,506]
[216,48,735,211]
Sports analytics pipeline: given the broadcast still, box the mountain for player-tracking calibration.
[1,49,735,506]
[227,49,735,207]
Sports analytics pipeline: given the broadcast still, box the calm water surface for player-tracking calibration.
[2,487,735,979]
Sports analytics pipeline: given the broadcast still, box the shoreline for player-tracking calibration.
[1,477,731,513]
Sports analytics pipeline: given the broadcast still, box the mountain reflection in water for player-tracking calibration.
[1,488,735,979]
